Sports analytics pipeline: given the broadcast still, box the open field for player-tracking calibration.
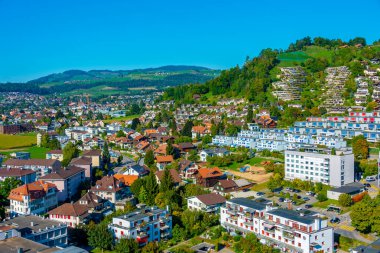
[0,133,37,149]
[0,146,50,159]
[227,156,282,171]
[103,114,140,123]
[227,165,272,184]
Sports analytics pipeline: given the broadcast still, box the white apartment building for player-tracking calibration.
[109,205,172,247]
[285,149,354,187]
[221,198,333,253]
[8,181,58,217]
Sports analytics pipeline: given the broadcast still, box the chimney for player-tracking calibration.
[30,222,34,227]
[17,248,23,253]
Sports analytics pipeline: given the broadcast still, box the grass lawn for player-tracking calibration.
[338,235,366,252]
[103,114,140,123]
[0,133,37,149]
[0,146,50,159]
[370,147,379,155]
[312,199,340,209]
[277,51,311,67]
[251,182,268,192]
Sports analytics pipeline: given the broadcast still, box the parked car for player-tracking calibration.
[330,217,340,224]
[272,187,283,193]
[285,187,292,191]
[256,192,265,196]
[279,197,284,202]
[305,204,312,209]
[296,207,303,211]
[364,183,371,188]
[303,197,310,201]
[366,176,376,182]
[306,191,315,196]
[293,189,301,193]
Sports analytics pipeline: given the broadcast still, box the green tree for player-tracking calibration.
[114,238,138,253]
[102,142,110,166]
[160,169,174,192]
[145,150,155,167]
[181,120,193,137]
[138,186,148,203]
[316,192,328,202]
[339,193,353,207]
[116,130,126,137]
[145,172,159,205]
[62,142,79,167]
[0,178,22,204]
[246,105,253,123]
[172,224,187,242]
[141,242,160,253]
[352,135,369,160]
[351,201,374,233]
[87,224,113,251]
[131,118,140,130]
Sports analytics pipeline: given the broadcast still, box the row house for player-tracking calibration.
[221,198,333,253]
[8,180,58,217]
[3,159,61,179]
[109,205,172,247]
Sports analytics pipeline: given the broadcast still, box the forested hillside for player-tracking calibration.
[164,37,380,114]
[0,66,220,96]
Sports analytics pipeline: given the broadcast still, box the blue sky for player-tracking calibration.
[1,0,380,82]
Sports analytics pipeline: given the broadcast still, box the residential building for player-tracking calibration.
[70,156,92,180]
[82,149,102,167]
[187,193,226,213]
[109,205,172,247]
[0,168,36,184]
[39,166,85,202]
[155,155,174,170]
[155,169,182,187]
[90,175,130,203]
[285,148,354,187]
[8,180,58,217]
[213,179,238,195]
[2,159,61,179]
[46,150,64,161]
[178,160,198,179]
[48,191,107,227]
[199,148,230,162]
[0,215,68,247]
[221,198,333,253]
[195,167,224,187]
[123,164,150,177]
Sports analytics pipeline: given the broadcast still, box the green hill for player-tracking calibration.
[0,65,220,96]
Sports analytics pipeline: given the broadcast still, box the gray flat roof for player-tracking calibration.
[228,198,266,210]
[0,237,53,253]
[0,215,65,235]
[267,209,316,225]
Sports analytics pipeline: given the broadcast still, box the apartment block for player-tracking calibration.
[285,149,354,187]
[221,198,333,253]
[109,205,172,247]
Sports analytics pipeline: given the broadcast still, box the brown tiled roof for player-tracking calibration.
[179,160,192,171]
[196,193,226,206]
[0,168,35,177]
[156,155,174,163]
[91,175,125,193]
[70,156,92,165]
[78,191,103,208]
[154,144,167,155]
[155,169,181,184]
[218,179,238,189]
[39,166,84,180]
[82,150,102,156]
[48,203,88,217]
[4,159,61,167]
[114,174,138,186]
[47,150,63,155]
[178,142,195,149]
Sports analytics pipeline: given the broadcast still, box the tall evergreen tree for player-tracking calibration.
[160,169,174,192]
[181,120,193,137]
[102,142,110,166]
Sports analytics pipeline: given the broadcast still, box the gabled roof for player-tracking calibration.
[70,156,92,166]
[39,166,84,180]
[47,150,63,155]
[8,180,57,202]
[128,164,149,176]
[156,155,174,163]
[48,202,88,217]
[82,150,102,156]
[197,167,223,178]
[91,175,125,193]
[0,168,35,177]
[155,169,182,184]
[114,174,138,186]
[195,193,226,206]
[4,159,61,167]
[218,179,238,189]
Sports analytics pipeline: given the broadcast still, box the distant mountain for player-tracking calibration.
[0,65,220,96]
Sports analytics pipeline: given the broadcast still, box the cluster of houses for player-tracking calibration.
[272,67,306,102]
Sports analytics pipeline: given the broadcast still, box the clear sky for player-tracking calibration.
[1,0,380,82]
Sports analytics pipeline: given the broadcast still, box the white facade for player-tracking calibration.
[285,149,354,187]
[109,205,172,247]
[221,198,333,253]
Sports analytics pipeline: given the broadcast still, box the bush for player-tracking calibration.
[338,193,353,207]
[317,192,328,202]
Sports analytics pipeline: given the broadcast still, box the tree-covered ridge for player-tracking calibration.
[164,37,380,107]
[0,65,220,95]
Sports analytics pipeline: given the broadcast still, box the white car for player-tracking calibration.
[284,199,292,203]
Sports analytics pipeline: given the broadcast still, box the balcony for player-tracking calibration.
[283,230,295,240]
